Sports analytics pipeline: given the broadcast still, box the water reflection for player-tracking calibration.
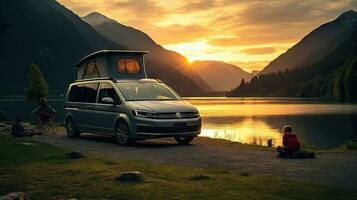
[193,101,357,117]
[186,98,357,148]
[200,118,282,146]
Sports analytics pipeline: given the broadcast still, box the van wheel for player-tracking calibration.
[175,136,194,145]
[114,121,133,145]
[66,118,80,138]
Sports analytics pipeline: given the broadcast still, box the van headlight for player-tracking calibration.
[194,109,200,117]
[132,110,158,118]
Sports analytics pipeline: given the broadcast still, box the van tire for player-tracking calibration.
[175,136,194,145]
[114,121,133,146]
[66,118,81,138]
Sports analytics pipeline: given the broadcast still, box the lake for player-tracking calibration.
[1,97,357,148]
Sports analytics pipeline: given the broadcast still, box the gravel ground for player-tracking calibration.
[31,131,357,190]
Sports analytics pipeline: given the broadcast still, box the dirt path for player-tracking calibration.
[34,132,357,190]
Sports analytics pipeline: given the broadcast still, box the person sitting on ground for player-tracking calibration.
[11,118,33,137]
[277,126,315,159]
[31,98,56,126]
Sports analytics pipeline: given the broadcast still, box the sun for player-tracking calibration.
[164,40,209,62]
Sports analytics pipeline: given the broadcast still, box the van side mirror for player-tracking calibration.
[101,97,115,104]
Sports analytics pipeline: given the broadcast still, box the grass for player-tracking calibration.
[1,136,357,199]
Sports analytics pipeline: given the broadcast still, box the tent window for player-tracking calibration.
[116,58,140,74]
[83,61,100,79]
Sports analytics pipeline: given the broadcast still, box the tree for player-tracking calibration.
[25,64,49,101]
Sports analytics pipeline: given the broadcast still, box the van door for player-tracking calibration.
[68,82,99,132]
[93,82,122,133]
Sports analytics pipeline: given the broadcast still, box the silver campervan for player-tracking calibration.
[64,50,201,145]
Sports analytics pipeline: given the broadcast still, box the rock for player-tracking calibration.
[190,174,213,180]
[239,171,251,176]
[66,151,84,159]
[116,171,144,183]
[19,142,36,146]
[0,192,29,200]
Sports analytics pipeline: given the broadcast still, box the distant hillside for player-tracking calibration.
[251,71,260,77]
[189,61,252,92]
[260,10,357,75]
[82,12,210,95]
[229,11,357,101]
[0,0,124,97]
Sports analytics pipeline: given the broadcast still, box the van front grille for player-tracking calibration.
[137,126,200,133]
[156,112,198,119]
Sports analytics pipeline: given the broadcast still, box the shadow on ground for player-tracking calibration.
[78,133,185,148]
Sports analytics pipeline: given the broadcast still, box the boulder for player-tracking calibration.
[116,171,144,183]
[66,151,84,159]
[190,174,213,180]
[0,192,29,200]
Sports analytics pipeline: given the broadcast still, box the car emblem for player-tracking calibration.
[175,112,182,118]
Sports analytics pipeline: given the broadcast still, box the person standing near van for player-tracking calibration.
[31,98,56,125]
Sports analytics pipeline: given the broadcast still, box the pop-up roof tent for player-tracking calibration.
[75,50,149,80]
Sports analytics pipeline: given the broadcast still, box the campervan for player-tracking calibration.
[64,50,201,145]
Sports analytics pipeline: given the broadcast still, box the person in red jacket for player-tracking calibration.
[277,126,315,159]
[277,126,301,158]
[282,126,300,152]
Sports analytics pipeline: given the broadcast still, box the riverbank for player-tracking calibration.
[1,134,357,199]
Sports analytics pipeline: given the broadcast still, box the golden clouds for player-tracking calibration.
[58,0,357,71]
[241,47,276,55]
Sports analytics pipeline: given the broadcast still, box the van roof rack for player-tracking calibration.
[74,50,149,68]
[75,77,117,83]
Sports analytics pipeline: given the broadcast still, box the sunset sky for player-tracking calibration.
[59,0,357,72]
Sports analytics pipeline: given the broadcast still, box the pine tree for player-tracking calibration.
[25,64,49,101]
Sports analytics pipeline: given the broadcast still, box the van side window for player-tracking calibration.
[68,83,99,103]
[83,61,100,79]
[116,58,140,74]
[98,83,120,104]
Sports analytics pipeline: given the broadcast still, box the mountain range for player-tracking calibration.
[230,10,357,101]
[0,0,123,97]
[260,10,357,75]
[82,12,251,93]
[82,12,209,95]
[188,60,252,92]
[3,0,353,99]
[0,1,251,98]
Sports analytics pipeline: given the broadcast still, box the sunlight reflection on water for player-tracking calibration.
[200,118,282,146]
[186,98,357,147]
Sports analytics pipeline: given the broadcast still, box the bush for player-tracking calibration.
[343,139,357,150]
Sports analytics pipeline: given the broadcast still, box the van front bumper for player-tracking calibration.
[132,117,201,139]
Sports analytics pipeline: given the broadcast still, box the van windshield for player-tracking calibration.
[116,82,180,101]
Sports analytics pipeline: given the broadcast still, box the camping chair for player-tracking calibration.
[36,112,56,135]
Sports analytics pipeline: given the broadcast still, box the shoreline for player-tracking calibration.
[0,122,355,152]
